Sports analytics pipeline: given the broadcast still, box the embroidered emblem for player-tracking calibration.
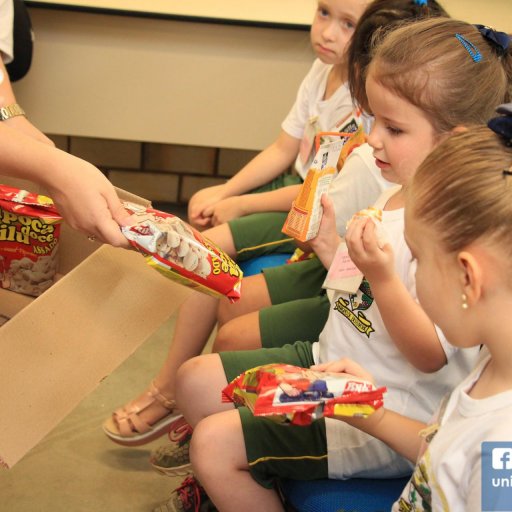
[333,279,375,337]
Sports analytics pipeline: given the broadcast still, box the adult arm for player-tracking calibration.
[0,123,131,247]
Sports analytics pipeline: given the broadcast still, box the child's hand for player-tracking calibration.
[188,184,228,229]
[209,195,248,226]
[311,357,375,384]
[309,194,342,269]
[345,217,394,284]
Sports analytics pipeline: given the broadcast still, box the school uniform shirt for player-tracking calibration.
[327,142,393,236]
[0,0,14,63]
[281,58,355,179]
[393,353,512,511]
[311,186,480,478]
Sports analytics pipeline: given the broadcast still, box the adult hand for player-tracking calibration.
[46,155,131,248]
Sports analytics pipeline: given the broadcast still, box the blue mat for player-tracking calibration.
[280,476,409,512]
[239,253,292,277]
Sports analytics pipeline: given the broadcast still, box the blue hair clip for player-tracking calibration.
[474,24,510,56]
[455,33,482,63]
[414,0,428,5]
[488,103,512,147]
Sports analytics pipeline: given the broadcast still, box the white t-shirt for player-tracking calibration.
[393,352,512,512]
[0,0,14,64]
[327,142,392,236]
[311,187,480,479]
[281,58,355,179]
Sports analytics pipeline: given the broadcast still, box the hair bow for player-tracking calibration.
[475,24,510,56]
[488,103,512,147]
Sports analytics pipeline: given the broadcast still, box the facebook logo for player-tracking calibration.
[493,449,512,470]
[482,442,512,511]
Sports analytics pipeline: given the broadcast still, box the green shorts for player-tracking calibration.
[220,342,328,489]
[259,258,329,348]
[228,174,302,261]
[259,295,330,348]
[263,257,327,305]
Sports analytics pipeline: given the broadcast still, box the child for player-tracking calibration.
[165,18,511,512]
[322,107,512,510]
[102,0,373,446]
[189,0,369,231]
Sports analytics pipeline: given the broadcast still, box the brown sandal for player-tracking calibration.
[102,381,181,446]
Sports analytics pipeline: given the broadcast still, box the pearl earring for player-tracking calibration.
[461,293,469,310]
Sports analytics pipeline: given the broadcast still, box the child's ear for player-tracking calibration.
[457,250,482,306]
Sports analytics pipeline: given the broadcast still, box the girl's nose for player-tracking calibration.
[367,127,381,149]
[322,21,339,42]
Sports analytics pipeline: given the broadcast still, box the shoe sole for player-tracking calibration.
[151,461,192,477]
[102,413,183,447]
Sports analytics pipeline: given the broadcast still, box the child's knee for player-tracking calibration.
[212,323,239,352]
[175,356,210,408]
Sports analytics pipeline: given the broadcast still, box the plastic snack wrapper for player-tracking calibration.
[0,184,62,297]
[282,124,366,242]
[122,202,242,302]
[222,363,386,426]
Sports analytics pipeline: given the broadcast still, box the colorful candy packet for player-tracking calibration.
[0,184,62,297]
[122,202,242,302]
[223,363,386,426]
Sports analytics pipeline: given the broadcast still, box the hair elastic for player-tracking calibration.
[474,25,510,56]
[413,0,428,5]
[455,34,482,63]
[488,102,512,147]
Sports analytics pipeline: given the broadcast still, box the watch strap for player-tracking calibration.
[0,103,26,121]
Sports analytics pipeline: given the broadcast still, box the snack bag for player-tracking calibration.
[223,363,386,426]
[322,207,388,294]
[282,125,366,242]
[0,184,62,297]
[122,203,242,302]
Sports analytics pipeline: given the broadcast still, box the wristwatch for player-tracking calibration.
[0,103,26,121]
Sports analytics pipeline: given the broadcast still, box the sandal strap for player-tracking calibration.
[112,381,176,436]
[149,380,176,410]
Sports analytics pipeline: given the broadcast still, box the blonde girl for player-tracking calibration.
[325,107,512,511]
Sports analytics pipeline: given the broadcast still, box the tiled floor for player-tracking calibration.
[0,313,204,512]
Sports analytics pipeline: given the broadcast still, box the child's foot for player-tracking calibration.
[150,416,193,477]
[102,381,181,446]
[153,476,217,512]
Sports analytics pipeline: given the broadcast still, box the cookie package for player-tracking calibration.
[122,203,243,302]
[0,184,62,297]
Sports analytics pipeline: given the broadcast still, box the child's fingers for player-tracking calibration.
[311,358,375,382]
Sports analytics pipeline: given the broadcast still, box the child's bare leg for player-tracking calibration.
[176,353,233,427]
[217,273,271,325]
[192,410,284,512]
[213,311,262,352]
[103,224,237,441]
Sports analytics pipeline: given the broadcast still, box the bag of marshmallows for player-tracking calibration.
[223,363,386,426]
[122,203,243,302]
[0,184,62,297]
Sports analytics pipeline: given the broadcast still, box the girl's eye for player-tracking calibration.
[341,20,355,30]
[318,8,329,18]
[386,125,403,136]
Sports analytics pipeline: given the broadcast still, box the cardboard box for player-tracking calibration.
[0,176,190,469]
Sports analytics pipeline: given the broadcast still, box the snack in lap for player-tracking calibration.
[122,203,242,302]
[0,185,62,297]
[223,363,386,426]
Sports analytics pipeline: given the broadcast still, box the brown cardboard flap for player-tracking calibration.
[0,245,190,469]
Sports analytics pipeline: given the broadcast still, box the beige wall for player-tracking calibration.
[13,1,511,152]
